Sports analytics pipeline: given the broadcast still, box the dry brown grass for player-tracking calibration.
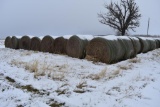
[20,51,32,56]
[25,60,38,72]
[73,81,88,93]
[88,67,107,80]
[10,58,69,81]
[48,64,68,80]
[118,64,133,70]
[129,58,141,63]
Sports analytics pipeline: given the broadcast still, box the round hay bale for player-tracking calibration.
[5,36,12,48]
[86,37,125,64]
[147,39,156,51]
[11,36,19,49]
[118,37,135,59]
[30,37,41,51]
[19,36,31,50]
[137,37,150,53]
[40,35,54,53]
[64,39,68,54]
[155,39,160,48]
[66,35,88,59]
[52,37,68,54]
[129,37,141,54]
[158,39,160,48]
[157,39,160,48]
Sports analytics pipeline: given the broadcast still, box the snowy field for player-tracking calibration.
[0,40,160,107]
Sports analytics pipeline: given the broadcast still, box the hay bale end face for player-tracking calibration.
[30,37,41,51]
[40,35,54,53]
[53,37,68,54]
[66,35,88,59]
[19,36,31,50]
[5,36,12,48]
[11,36,19,49]
[86,37,124,64]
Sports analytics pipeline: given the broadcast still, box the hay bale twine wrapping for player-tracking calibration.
[66,35,88,59]
[86,37,124,64]
[40,35,54,53]
[5,36,12,48]
[11,36,19,49]
[19,36,31,50]
[30,37,41,51]
[52,37,68,54]
[137,37,150,53]
[129,37,141,54]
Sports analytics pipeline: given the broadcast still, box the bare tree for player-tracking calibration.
[98,0,141,35]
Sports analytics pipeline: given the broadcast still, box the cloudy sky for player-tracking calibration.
[0,0,160,39]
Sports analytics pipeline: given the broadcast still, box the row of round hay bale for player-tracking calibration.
[53,37,68,54]
[86,37,125,64]
[40,35,54,53]
[5,36,12,48]
[118,37,135,59]
[19,36,31,50]
[4,35,160,64]
[66,35,88,59]
[30,37,41,51]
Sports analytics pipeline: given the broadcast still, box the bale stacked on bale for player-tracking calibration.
[40,35,54,53]
[137,37,150,53]
[5,36,12,48]
[11,36,19,49]
[118,37,135,59]
[129,37,141,55]
[19,36,31,50]
[53,37,68,54]
[66,35,88,59]
[86,37,124,64]
[30,37,41,51]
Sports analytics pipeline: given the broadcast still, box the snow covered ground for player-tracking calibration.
[0,40,160,107]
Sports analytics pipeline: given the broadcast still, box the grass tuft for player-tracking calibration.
[129,58,141,63]
[89,67,107,80]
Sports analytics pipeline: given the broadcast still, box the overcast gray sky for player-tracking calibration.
[0,0,160,39]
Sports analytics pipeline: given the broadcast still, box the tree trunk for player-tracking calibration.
[121,29,126,36]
